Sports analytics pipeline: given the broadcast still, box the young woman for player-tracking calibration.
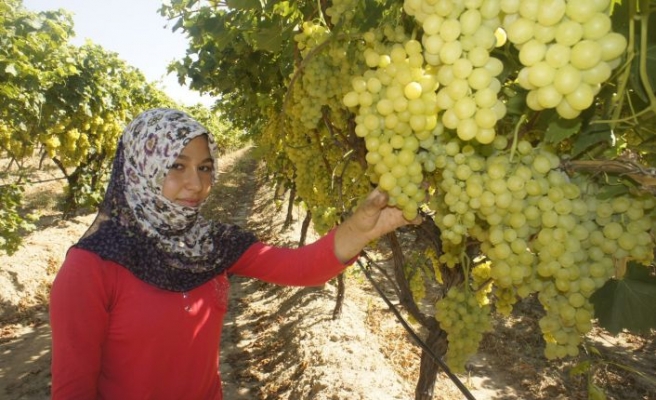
[50,108,418,399]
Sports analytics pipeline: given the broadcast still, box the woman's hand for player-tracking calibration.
[333,188,422,263]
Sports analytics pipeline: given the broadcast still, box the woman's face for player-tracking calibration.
[161,135,214,208]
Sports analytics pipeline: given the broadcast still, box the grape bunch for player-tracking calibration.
[435,284,492,373]
[501,0,627,118]
[37,110,124,167]
[283,21,371,233]
[428,131,655,362]
[404,0,507,144]
[0,121,34,159]
[325,0,358,26]
[343,27,440,220]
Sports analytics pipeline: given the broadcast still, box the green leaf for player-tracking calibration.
[569,360,592,377]
[587,345,602,357]
[588,382,607,400]
[542,110,582,145]
[590,262,656,335]
[571,122,613,157]
[596,182,630,199]
[629,43,656,103]
[226,0,261,11]
[251,27,283,52]
[505,90,527,116]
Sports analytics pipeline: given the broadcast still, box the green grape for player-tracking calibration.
[435,285,492,372]
[502,0,627,118]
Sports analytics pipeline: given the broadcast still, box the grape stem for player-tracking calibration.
[473,277,493,293]
[509,114,527,163]
[602,0,656,128]
[637,0,656,115]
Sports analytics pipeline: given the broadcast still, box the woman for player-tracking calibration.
[50,108,418,399]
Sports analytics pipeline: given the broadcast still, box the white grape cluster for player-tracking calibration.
[534,183,654,359]
[285,21,372,233]
[39,111,123,166]
[343,27,441,220]
[429,134,655,361]
[435,285,492,373]
[325,0,358,26]
[293,21,330,53]
[404,0,507,144]
[501,0,627,118]
[408,266,428,303]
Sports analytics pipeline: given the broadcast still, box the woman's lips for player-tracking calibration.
[178,199,201,207]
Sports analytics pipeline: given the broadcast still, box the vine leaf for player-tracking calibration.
[590,262,656,335]
[226,0,261,11]
[540,110,582,145]
[571,122,612,157]
[252,27,283,52]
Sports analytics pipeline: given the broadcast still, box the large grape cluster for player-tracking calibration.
[404,0,507,144]
[501,0,627,118]
[343,26,439,220]
[429,133,655,362]
[283,21,371,233]
[278,0,638,372]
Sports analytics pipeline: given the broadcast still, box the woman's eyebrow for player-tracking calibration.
[175,154,214,164]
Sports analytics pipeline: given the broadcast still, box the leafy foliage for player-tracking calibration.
[0,0,240,252]
[0,0,73,253]
[37,41,171,214]
[591,262,656,335]
[0,0,74,159]
[160,0,305,137]
[0,184,35,255]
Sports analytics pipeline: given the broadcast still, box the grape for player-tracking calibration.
[519,39,547,66]
[565,83,595,110]
[404,81,423,99]
[570,40,602,70]
[537,0,566,26]
[583,13,611,40]
[507,18,535,44]
[555,20,583,46]
[502,1,627,117]
[597,32,628,61]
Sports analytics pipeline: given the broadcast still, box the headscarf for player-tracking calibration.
[75,108,258,292]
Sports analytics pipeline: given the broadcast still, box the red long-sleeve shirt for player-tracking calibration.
[50,230,347,399]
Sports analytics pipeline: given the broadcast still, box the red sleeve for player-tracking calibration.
[228,229,352,286]
[49,248,113,399]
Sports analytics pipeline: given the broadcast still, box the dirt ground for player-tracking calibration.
[0,147,655,400]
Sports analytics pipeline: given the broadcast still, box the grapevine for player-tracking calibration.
[161,0,656,397]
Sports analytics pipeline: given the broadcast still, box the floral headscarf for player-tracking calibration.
[75,108,258,291]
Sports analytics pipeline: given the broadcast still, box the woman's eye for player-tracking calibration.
[199,165,214,173]
[169,163,184,171]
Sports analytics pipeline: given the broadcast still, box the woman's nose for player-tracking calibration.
[185,169,203,191]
